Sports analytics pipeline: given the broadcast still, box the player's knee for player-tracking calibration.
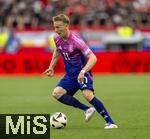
[52,91,62,99]
[83,91,94,102]
[52,87,65,99]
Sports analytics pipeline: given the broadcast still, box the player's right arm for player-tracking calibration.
[44,48,60,76]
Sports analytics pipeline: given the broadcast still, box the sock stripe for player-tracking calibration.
[90,97,114,124]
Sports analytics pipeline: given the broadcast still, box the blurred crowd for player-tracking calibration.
[0,0,150,30]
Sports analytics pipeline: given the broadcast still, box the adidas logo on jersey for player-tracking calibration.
[58,45,62,50]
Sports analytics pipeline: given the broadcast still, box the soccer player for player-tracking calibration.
[44,14,118,129]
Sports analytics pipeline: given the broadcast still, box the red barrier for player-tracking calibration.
[0,53,64,74]
[93,51,150,73]
[0,51,150,74]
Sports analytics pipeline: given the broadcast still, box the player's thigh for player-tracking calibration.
[52,86,66,99]
[56,75,79,96]
[82,89,94,102]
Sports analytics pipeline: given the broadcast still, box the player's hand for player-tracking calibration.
[43,68,54,77]
[77,72,85,84]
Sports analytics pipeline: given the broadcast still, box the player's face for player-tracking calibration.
[53,21,68,38]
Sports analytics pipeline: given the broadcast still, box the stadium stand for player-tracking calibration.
[0,0,149,29]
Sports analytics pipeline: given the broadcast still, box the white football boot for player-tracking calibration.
[104,123,118,129]
[85,107,95,122]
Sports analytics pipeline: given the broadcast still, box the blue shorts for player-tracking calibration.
[56,73,94,96]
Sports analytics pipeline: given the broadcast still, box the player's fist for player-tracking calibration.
[77,72,85,84]
[43,68,54,76]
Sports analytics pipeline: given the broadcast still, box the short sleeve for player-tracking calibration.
[75,38,92,57]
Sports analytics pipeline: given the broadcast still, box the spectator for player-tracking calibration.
[0,0,149,29]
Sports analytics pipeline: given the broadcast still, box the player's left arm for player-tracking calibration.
[82,52,97,72]
[76,38,97,84]
[78,52,97,84]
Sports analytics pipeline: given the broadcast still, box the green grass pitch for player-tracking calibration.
[0,74,150,139]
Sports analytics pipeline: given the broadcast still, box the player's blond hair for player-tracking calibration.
[52,14,70,24]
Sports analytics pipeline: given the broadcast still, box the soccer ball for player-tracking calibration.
[50,112,67,129]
